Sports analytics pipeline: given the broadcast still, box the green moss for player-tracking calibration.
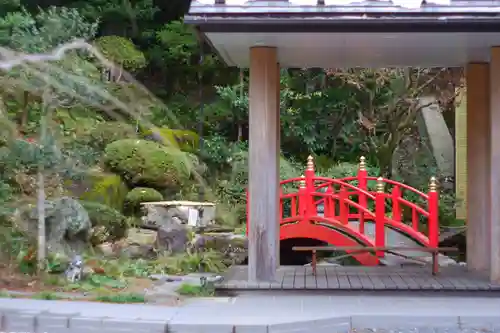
[80,173,128,211]
[103,139,191,188]
[124,187,163,215]
[142,127,199,153]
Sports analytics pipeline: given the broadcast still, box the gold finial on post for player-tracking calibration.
[359,156,366,171]
[299,175,306,188]
[307,155,314,171]
[376,177,384,193]
[429,177,438,192]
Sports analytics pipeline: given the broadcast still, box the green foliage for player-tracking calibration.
[88,122,138,151]
[79,172,128,211]
[176,283,214,297]
[0,117,16,147]
[32,291,62,300]
[95,36,147,71]
[0,6,98,52]
[81,201,128,242]
[124,187,163,214]
[95,293,145,303]
[154,251,227,275]
[103,139,191,188]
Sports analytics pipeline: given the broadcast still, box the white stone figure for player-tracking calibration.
[65,255,84,283]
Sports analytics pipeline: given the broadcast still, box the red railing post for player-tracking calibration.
[375,177,386,257]
[298,175,306,217]
[325,185,333,218]
[279,188,283,223]
[304,155,315,219]
[339,186,348,225]
[357,156,367,234]
[392,186,401,223]
[428,176,439,248]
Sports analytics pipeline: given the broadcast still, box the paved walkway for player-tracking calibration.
[1,294,500,333]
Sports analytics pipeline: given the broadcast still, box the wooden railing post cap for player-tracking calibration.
[359,156,366,170]
[376,177,384,192]
[307,155,314,171]
[429,177,438,192]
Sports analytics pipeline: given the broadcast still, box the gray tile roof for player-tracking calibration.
[187,0,500,15]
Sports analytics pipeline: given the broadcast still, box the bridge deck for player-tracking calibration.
[216,265,500,292]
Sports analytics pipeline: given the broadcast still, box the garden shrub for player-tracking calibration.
[103,139,191,188]
[88,122,137,151]
[79,172,128,211]
[124,187,163,215]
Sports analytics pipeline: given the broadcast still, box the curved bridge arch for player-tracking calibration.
[280,221,379,266]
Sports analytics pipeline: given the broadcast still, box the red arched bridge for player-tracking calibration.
[246,156,439,266]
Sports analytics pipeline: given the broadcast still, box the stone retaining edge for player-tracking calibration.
[1,309,500,333]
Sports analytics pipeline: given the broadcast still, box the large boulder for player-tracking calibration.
[17,197,91,257]
[156,224,189,253]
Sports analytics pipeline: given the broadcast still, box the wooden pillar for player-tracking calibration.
[466,63,490,273]
[455,88,467,220]
[248,47,280,281]
[490,48,500,283]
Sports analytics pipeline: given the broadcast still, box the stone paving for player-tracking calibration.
[1,294,500,333]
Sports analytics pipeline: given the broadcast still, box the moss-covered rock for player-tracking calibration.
[88,122,137,151]
[142,127,199,153]
[124,187,163,215]
[103,139,191,188]
[77,171,128,211]
[80,201,128,244]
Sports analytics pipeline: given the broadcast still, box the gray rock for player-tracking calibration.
[19,196,91,257]
[191,233,248,264]
[156,224,189,253]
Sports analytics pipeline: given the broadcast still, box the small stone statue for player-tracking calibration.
[65,255,84,283]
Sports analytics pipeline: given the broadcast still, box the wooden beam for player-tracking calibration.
[455,87,467,220]
[490,48,500,283]
[466,63,490,274]
[248,47,280,282]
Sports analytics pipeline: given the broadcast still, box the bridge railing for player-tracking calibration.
[246,156,440,251]
[302,156,439,249]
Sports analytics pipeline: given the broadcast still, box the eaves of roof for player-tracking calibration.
[185,0,500,31]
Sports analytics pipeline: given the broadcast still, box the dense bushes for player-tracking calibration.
[88,122,137,151]
[79,172,128,211]
[103,139,191,188]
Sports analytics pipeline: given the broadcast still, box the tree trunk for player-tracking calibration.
[37,113,47,273]
[20,91,29,130]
